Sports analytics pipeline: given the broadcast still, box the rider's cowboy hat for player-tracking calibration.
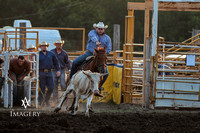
[39,41,49,47]
[93,22,108,29]
[27,44,36,50]
[53,40,64,45]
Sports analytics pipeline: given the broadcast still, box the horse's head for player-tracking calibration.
[94,46,107,73]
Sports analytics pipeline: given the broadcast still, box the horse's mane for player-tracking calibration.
[96,47,106,53]
[96,47,106,54]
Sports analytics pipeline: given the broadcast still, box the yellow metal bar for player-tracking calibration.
[16,27,85,30]
[113,52,117,64]
[4,33,8,51]
[124,76,143,78]
[125,52,144,55]
[125,83,143,87]
[8,37,37,51]
[15,29,17,51]
[125,10,134,43]
[125,43,144,46]
[128,2,200,12]
[125,16,127,43]
[125,68,143,71]
[36,31,39,51]
[16,27,86,52]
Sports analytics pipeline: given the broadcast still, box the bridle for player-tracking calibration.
[95,52,107,73]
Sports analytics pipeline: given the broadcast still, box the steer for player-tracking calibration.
[54,70,107,117]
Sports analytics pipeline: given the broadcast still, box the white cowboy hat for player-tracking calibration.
[27,44,36,50]
[93,22,108,29]
[39,41,49,47]
[53,40,64,45]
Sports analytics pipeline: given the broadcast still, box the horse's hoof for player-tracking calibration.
[54,107,61,113]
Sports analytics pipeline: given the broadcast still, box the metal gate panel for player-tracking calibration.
[154,40,200,108]
[122,43,145,104]
[155,79,200,108]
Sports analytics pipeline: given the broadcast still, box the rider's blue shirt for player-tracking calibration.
[87,30,112,54]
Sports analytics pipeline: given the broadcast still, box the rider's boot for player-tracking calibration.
[94,90,103,97]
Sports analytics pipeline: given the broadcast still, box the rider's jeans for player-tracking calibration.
[70,51,93,78]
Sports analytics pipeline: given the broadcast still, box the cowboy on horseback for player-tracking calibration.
[69,22,112,97]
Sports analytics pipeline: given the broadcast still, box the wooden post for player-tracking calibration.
[113,24,120,51]
[125,10,134,43]
[145,38,152,108]
[113,52,117,64]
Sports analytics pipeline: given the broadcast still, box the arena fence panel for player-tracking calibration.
[152,39,200,108]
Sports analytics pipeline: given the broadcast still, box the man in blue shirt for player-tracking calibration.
[70,22,112,97]
[51,40,71,104]
[39,41,61,106]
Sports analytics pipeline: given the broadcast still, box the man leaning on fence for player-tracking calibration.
[8,56,31,106]
[39,41,61,107]
[51,40,71,105]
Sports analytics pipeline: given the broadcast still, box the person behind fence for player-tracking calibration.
[0,57,4,95]
[69,22,112,96]
[51,40,71,104]
[27,44,36,52]
[8,56,31,105]
[39,41,61,106]
[26,44,36,76]
[25,44,36,60]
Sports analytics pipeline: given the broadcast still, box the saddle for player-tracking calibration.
[78,56,95,70]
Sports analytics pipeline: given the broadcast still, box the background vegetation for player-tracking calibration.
[0,0,200,51]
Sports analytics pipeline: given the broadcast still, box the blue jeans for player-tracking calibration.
[39,73,54,104]
[9,73,24,105]
[70,51,93,78]
[52,70,66,102]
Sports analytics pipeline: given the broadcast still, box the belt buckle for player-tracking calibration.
[44,69,49,72]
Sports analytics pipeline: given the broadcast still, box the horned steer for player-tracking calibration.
[54,70,107,117]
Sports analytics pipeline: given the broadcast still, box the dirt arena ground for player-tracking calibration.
[0,101,200,133]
